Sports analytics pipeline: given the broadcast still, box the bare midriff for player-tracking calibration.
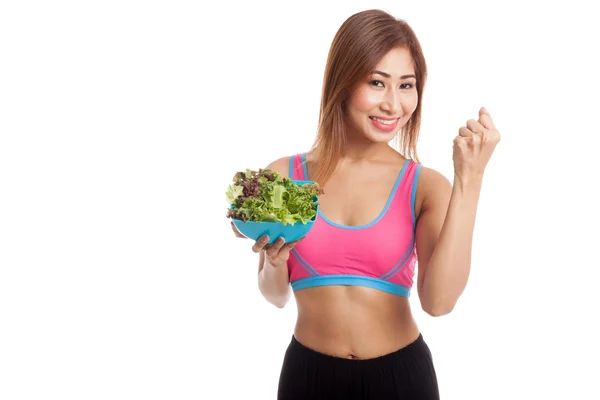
[293,285,420,360]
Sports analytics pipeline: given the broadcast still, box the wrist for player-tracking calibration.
[453,173,483,194]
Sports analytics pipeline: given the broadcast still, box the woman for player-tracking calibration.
[231,9,500,399]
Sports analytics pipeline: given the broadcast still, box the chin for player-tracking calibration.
[362,125,401,144]
[366,131,398,143]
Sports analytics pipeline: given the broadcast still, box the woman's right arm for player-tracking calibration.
[231,220,297,308]
[257,240,293,308]
[235,156,301,308]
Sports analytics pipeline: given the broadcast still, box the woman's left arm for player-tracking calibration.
[415,107,500,316]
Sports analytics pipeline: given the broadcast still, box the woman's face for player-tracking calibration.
[346,47,419,144]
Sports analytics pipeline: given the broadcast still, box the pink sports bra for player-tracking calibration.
[287,153,422,298]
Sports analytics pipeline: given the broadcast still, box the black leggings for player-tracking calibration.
[277,333,440,399]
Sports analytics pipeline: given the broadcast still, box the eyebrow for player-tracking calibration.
[372,70,416,80]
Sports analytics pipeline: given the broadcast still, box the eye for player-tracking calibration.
[369,80,384,88]
[400,83,415,90]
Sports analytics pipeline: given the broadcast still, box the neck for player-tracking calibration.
[341,128,394,162]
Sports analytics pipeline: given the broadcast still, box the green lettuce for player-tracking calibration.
[225,168,323,225]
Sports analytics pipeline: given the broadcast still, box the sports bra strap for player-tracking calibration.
[289,153,307,180]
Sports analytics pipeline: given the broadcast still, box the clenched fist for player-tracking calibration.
[453,107,501,183]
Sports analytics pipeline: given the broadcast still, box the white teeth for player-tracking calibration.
[370,117,397,125]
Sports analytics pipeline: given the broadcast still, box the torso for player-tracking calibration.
[294,286,419,359]
[288,149,424,359]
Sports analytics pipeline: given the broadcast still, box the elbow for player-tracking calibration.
[270,290,291,308]
[421,298,456,317]
[271,295,290,309]
[424,305,454,317]
[260,287,291,309]
[274,301,287,309]
[258,271,291,308]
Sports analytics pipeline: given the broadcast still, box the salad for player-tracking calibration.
[226,168,323,225]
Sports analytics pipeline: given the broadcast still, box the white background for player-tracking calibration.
[1,1,599,399]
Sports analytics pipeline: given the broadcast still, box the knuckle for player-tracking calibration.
[254,242,267,252]
[269,256,284,266]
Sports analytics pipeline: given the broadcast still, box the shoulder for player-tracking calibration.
[413,164,452,219]
[416,165,451,190]
[264,155,294,179]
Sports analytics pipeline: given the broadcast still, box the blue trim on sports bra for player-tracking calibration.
[291,275,411,297]
[300,152,309,180]
[310,158,410,230]
[290,248,320,277]
[411,164,422,226]
[378,235,415,281]
[289,156,294,179]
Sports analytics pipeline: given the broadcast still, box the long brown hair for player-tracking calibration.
[309,9,427,186]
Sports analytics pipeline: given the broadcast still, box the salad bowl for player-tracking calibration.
[226,170,321,245]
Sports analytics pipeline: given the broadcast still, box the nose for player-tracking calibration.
[380,88,400,115]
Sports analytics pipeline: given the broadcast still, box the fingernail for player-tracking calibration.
[278,237,285,244]
[261,235,269,242]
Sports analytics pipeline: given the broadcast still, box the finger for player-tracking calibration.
[466,119,485,134]
[478,107,495,130]
[283,236,306,251]
[453,135,468,150]
[265,236,285,252]
[266,237,286,258]
[270,236,306,263]
[479,106,491,117]
[458,126,473,137]
[251,235,270,253]
[270,237,305,266]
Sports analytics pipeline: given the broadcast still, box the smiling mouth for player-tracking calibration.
[369,116,399,125]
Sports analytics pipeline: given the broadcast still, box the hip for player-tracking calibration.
[278,332,440,400]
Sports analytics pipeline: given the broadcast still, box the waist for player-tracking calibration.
[293,285,419,359]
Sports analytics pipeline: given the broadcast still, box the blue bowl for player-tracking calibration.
[230,180,319,244]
